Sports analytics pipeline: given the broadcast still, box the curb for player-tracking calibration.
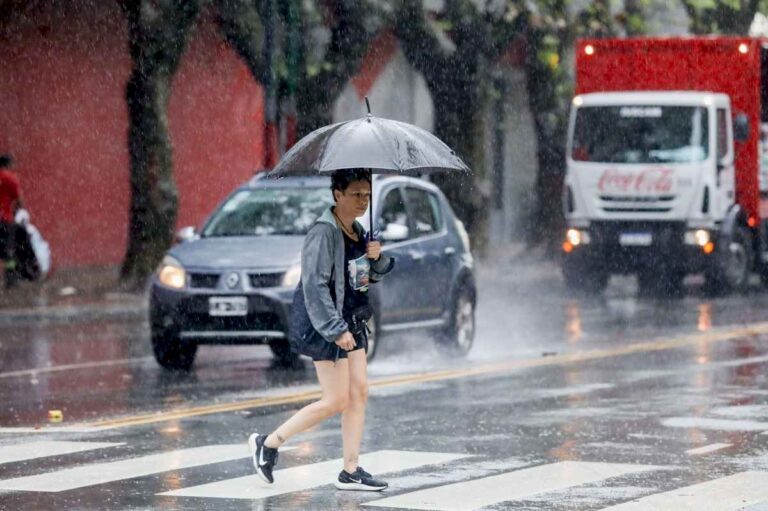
[0,301,148,326]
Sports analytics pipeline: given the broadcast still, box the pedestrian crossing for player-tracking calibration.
[0,441,767,509]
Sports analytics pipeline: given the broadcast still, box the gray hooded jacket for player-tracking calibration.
[301,207,394,343]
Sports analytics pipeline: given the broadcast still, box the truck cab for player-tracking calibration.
[563,37,768,295]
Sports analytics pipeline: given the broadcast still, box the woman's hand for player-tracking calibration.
[366,240,381,261]
[335,331,356,351]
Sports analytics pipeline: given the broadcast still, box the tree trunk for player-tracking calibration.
[295,0,371,137]
[393,0,492,253]
[119,0,202,290]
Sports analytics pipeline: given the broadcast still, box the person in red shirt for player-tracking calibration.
[0,154,24,288]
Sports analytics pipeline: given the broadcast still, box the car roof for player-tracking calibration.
[242,173,443,195]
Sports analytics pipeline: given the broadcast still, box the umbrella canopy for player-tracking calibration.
[267,115,470,177]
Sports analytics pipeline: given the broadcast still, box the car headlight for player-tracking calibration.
[157,256,186,289]
[282,264,302,288]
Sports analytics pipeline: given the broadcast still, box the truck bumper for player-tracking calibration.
[564,221,714,274]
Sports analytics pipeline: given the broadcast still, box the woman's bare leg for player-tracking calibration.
[341,349,368,473]
[264,360,349,448]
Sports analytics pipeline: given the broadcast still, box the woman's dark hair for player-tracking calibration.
[331,169,371,201]
[0,154,14,168]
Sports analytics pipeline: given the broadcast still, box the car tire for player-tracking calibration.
[151,330,197,371]
[365,315,379,363]
[268,339,301,368]
[435,286,475,358]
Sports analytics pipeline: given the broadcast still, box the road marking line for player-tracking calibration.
[160,450,468,500]
[0,444,269,492]
[364,461,659,511]
[662,417,768,431]
[22,322,768,431]
[0,441,122,465]
[0,357,154,380]
[685,443,732,456]
[600,471,768,510]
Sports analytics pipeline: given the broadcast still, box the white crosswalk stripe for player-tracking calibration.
[661,417,768,431]
[364,461,660,511]
[600,471,768,510]
[160,450,469,500]
[685,443,732,456]
[0,444,261,492]
[0,441,122,465]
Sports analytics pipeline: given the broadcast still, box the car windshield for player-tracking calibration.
[202,187,333,237]
[572,105,709,164]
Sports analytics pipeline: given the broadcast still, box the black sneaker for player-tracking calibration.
[334,466,388,491]
[248,433,278,484]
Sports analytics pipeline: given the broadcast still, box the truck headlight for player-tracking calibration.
[157,256,186,289]
[684,229,710,247]
[282,264,302,288]
[566,229,591,246]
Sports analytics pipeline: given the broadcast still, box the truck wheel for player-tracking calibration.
[706,227,752,294]
[563,258,608,294]
[151,330,197,371]
[436,286,475,358]
[268,339,301,368]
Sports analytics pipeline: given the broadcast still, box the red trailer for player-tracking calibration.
[563,37,768,294]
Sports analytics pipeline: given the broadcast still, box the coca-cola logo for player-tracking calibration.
[597,168,673,193]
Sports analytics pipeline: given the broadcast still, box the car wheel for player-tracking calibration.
[436,286,475,358]
[366,315,379,362]
[268,339,301,368]
[151,330,197,371]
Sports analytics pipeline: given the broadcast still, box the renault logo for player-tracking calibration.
[225,272,240,289]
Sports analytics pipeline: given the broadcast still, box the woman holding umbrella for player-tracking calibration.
[249,168,395,491]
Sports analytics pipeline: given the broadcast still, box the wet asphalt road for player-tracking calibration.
[2,255,768,510]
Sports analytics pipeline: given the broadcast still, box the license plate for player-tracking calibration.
[619,232,652,246]
[209,296,248,316]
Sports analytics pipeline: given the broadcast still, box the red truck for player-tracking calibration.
[563,37,768,294]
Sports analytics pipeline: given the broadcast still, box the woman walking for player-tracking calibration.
[248,169,394,491]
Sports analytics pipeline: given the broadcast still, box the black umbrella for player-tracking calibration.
[268,98,470,234]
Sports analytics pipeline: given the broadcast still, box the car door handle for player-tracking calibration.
[408,250,425,261]
[444,247,456,255]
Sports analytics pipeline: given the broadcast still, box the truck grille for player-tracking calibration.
[599,194,675,213]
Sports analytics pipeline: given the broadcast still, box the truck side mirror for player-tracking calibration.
[733,114,750,142]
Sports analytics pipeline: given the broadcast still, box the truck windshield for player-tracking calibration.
[202,187,333,237]
[572,106,709,164]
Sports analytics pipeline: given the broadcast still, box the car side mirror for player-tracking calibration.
[380,223,409,242]
[175,226,198,243]
[734,113,750,142]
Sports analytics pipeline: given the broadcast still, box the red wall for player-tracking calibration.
[0,3,264,268]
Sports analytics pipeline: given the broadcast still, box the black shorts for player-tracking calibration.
[0,222,11,260]
[311,328,368,362]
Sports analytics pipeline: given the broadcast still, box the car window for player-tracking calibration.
[405,187,442,236]
[202,187,333,237]
[378,187,411,239]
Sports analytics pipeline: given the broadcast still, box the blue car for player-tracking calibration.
[149,174,476,370]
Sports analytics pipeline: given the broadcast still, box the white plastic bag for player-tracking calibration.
[25,223,50,277]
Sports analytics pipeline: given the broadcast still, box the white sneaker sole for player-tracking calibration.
[334,481,387,491]
[248,433,272,484]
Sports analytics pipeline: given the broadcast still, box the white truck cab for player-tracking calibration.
[562,91,750,294]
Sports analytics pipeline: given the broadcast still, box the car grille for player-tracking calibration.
[249,273,283,288]
[184,311,283,333]
[189,273,220,289]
